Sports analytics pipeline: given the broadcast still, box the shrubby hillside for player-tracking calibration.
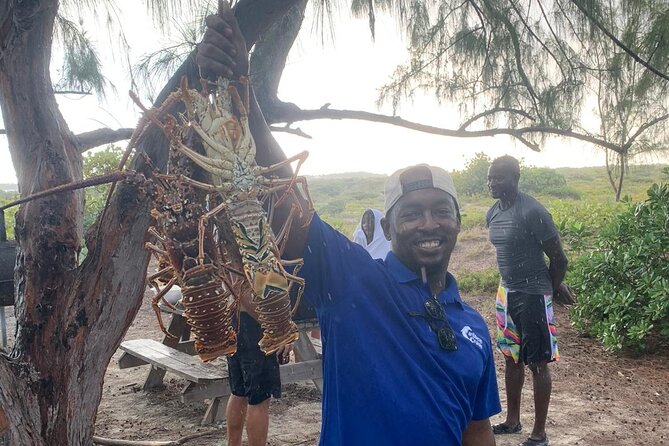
[309,163,668,237]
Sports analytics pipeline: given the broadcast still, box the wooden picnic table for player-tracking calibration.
[118,299,323,425]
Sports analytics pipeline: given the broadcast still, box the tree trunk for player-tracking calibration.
[250,0,308,122]
[605,148,625,202]
[616,152,625,202]
[0,407,7,433]
[0,0,302,444]
[0,2,154,444]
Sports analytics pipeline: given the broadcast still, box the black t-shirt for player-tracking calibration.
[487,192,558,295]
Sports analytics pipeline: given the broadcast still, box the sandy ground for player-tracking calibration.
[2,228,668,445]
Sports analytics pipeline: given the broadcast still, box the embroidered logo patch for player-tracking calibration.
[461,326,483,349]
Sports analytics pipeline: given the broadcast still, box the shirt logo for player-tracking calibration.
[461,326,483,349]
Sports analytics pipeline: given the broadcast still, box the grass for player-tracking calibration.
[456,268,500,294]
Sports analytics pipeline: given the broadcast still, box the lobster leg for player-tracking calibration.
[147,266,174,289]
[172,133,235,175]
[264,176,313,216]
[258,151,310,209]
[145,242,168,257]
[172,174,220,194]
[227,82,255,164]
[198,200,229,264]
[148,226,167,243]
[270,203,298,255]
[149,276,180,339]
[256,150,309,177]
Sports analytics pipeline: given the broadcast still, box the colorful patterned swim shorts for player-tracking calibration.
[495,285,559,364]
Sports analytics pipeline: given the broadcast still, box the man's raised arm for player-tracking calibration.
[196,2,312,258]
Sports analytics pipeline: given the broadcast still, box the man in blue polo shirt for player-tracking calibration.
[296,165,501,445]
[196,5,501,445]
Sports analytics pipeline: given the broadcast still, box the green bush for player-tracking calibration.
[457,268,500,294]
[0,194,18,240]
[459,206,488,230]
[548,200,623,254]
[520,166,564,190]
[451,152,491,196]
[520,167,580,199]
[569,182,669,352]
[83,145,124,230]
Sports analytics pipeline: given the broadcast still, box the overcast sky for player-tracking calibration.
[0,1,638,184]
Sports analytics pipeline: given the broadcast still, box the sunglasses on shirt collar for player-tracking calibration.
[409,296,458,352]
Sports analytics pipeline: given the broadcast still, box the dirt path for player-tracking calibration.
[467,295,669,446]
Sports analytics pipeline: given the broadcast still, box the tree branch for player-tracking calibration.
[458,107,535,130]
[235,0,303,50]
[269,105,627,153]
[54,90,91,95]
[571,0,669,83]
[269,125,312,138]
[509,0,568,81]
[92,429,223,446]
[0,1,16,63]
[623,113,669,150]
[249,0,307,122]
[75,128,134,152]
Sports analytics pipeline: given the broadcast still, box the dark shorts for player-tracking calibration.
[227,312,281,405]
[495,286,559,365]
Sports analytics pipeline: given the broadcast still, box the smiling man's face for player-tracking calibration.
[382,187,460,276]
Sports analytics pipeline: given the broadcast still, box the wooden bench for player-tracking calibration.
[119,339,225,382]
[118,305,323,425]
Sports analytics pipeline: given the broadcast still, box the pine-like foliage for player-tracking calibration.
[365,1,669,143]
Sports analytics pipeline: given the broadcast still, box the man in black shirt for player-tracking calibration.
[487,156,569,446]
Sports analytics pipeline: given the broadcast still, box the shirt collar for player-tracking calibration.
[384,252,463,306]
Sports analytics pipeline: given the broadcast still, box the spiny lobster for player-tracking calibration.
[142,146,241,362]
[138,76,312,355]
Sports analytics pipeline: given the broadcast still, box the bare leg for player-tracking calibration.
[226,395,248,446]
[529,360,551,440]
[503,356,524,428]
[246,399,271,446]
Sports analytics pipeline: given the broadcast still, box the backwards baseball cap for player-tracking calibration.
[384,164,459,213]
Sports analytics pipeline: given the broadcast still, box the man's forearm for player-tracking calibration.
[462,419,495,446]
[247,82,312,258]
[542,236,569,291]
[549,257,568,291]
[248,87,291,175]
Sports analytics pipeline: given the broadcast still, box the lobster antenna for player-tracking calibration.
[0,172,127,211]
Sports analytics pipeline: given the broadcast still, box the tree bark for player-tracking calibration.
[0,1,154,444]
[0,1,302,444]
[76,128,134,153]
[235,0,303,50]
[0,407,7,433]
[250,0,308,123]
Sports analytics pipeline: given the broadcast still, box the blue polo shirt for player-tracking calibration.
[300,214,501,446]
